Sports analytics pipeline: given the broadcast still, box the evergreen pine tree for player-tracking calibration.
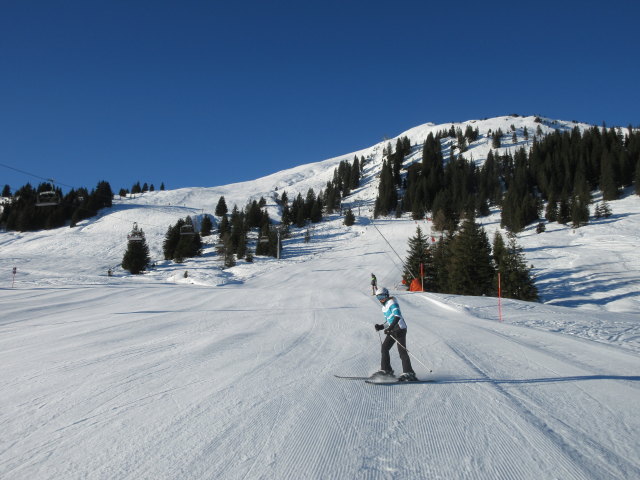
[343,208,355,226]
[281,203,292,226]
[163,221,183,260]
[570,195,590,228]
[403,226,436,290]
[618,149,633,187]
[227,207,245,253]
[163,218,203,261]
[431,233,452,293]
[215,196,229,217]
[200,215,213,236]
[94,181,113,209]
[374,160,397,217]
[411,197,425,220]
[175,228,202,261]
[245,200,262,228]
[236,230,247,259]
[600,151,620,200]
[218,215,231,236]
[495,237,539,301]
[350,157,361,189]
[492,231,506,266]
[594,203,603,219]
[594,201,612,218]
[447,216,495,296]
[557,195,571,224]
[545,196,558,222]
[310,198,323,223]
[492,131,502,149]
[295,207,307,228]
[122,237,150,274]
[570,177,591,228]
[431,190,458,232]
[222,233,236,268]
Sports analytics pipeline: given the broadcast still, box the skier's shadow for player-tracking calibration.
[429,374,640,385]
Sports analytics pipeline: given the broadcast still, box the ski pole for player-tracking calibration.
[389,334,432,373]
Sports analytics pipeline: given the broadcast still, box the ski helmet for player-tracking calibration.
[375,287,389,300]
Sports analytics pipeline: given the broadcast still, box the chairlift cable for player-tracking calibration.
[0,161,74,189]
[0,160,209,231]
[370,219,418,280]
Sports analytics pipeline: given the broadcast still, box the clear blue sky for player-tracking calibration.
[1,0,638,193]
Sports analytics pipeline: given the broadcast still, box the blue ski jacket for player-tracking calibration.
[381,297,407,330]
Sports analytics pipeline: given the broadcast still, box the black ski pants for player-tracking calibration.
[381,328,414,373]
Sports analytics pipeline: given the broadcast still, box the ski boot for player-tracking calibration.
[370,369,394,379]
[398,372,418,382]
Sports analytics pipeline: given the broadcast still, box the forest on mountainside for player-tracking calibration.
[375,125,640,233]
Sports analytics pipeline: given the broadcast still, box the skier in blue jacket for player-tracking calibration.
[373,287,417,381]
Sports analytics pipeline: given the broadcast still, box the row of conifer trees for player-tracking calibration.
[120,154,365,273]
[212,156,364,266]
[1,181,114,231]
[403,220,538,301]
[375,124,640,233]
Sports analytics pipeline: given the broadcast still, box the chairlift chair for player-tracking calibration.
[36,191,60,207]
[180,224,195,236]
[127,222,145,242]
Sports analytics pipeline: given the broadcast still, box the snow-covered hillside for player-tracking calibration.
[1,115,636,312]
[1,115,639,479]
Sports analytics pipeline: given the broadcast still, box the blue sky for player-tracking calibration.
[1,0,638,193]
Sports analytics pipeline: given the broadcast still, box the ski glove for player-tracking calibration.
[385,317,400,334]
[374,324,385,331]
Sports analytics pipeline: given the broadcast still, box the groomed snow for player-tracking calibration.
[1,116,639,479]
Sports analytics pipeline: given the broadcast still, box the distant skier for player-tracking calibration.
[373,287,417,382]
[370,273,377,295]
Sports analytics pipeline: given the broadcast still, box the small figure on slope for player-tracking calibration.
[373,287,418,382]
[370,273,377,295]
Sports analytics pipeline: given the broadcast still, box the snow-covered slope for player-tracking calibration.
[1,115,639,479]
[1,115,636,311]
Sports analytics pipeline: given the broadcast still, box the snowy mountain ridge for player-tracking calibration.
[1,114,638,314]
